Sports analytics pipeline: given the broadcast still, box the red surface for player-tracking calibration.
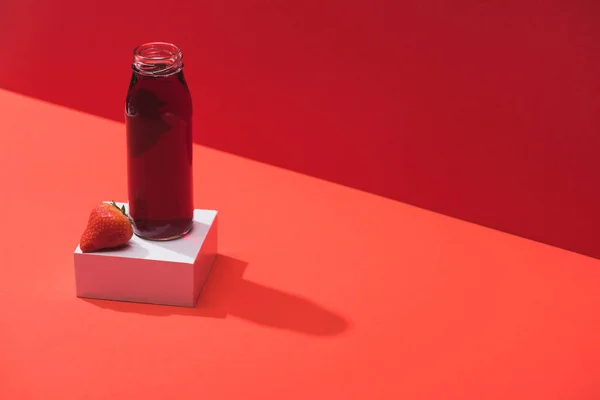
[1,90,600,399]
[1,0,599,258]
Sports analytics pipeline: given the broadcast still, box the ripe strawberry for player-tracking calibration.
[80,201,134,253]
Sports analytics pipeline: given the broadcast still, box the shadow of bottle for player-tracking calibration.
[85,254,350,336]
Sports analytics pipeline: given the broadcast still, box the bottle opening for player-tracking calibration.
[133,42,183,77]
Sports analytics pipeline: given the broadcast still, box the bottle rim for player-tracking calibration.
[132,42,183,77]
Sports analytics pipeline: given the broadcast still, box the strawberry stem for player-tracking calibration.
[111,200,134,225]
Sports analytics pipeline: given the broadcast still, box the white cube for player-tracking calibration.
[74,203,218,307]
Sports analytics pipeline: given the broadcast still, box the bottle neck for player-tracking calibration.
[132,42,184,77]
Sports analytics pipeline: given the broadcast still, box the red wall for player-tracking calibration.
[2,0,599,257]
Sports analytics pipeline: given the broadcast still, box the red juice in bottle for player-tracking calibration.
[125,42,193,240]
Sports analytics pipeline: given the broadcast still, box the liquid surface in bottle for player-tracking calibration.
[126,70,193,240]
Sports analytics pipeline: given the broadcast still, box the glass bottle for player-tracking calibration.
[125,42,194,240]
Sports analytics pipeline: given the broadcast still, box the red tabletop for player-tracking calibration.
[1,88,599,399]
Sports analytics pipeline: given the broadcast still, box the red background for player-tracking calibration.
[1,0,599,258]
[2,2,600,398]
